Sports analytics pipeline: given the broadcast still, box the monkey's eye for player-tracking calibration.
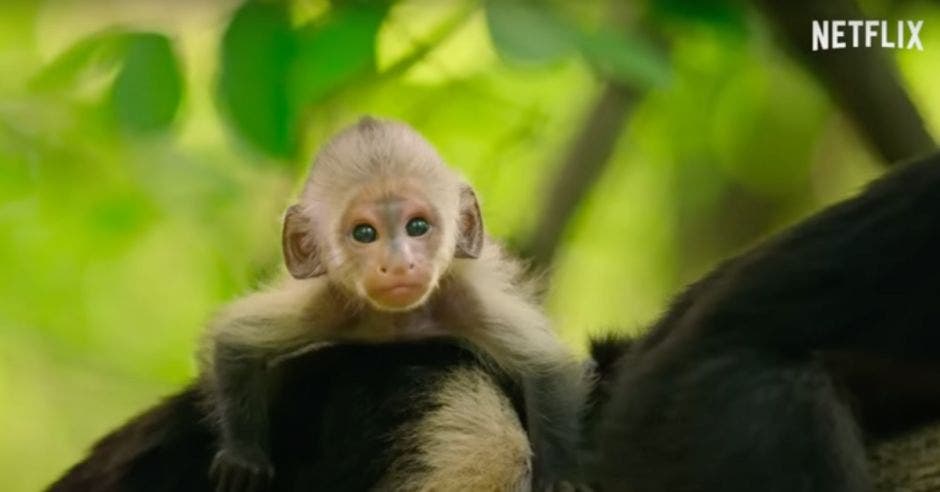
[405,218,430,237]
[352,224,378,243]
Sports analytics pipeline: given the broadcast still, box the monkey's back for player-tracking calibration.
[48,339,529,492]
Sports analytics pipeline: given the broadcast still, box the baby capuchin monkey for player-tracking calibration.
[201,117,586,492]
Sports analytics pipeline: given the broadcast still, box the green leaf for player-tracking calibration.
[576,29,671,89]
[218,2,387,159]
[219,2,297,158]
[484,1,575,64]
[109,33,183,133]
[30,29,184,133]
[289,4,385,107]
[29,29,129,92]
[650,0,746,33]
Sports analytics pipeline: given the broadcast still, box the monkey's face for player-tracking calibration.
[283,147,484,306]
[337,180,445,312]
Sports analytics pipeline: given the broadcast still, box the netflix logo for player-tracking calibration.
[812,20,924,51]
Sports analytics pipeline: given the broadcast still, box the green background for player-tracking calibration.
[1,1,937,489]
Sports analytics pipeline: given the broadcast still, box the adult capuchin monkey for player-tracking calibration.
[202,117,586,492]
[50,340,535,492]
[591,152,940,492]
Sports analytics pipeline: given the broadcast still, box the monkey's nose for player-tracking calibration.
[379,263,415,275]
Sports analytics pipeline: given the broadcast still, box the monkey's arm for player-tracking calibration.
[203,279,340,492]
[207,342,274,491]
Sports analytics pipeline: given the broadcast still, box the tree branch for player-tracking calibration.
[757,0,935,163]
[519,81,637,270]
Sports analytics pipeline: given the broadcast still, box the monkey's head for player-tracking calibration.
[282,117,483,312]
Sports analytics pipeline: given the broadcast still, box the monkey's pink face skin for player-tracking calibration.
[341,181,443,311]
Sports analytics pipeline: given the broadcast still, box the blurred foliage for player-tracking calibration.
[0,0,937,490]
[219,2,388,157]
[30,28,183,133]
[485,1,670,87]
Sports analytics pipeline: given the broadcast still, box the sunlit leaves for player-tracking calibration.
[110,33,183,133]
[219,1,387,159]
[485,1,671,88]
[30,30,183,134]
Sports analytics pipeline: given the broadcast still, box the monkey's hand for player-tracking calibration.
[210,446,274,492]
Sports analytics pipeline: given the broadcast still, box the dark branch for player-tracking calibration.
[757,0,935,163]
[519,81,637,270]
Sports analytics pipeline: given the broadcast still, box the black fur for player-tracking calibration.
[522,368,586,488]
[582,334,633,445]
[210,343,276,491]
[593,153,940,491]
[48,340,523,492]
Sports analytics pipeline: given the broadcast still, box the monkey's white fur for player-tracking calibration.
[204,240,572,377]
[377,367,532,492]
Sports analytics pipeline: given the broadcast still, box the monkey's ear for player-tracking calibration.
[282,205,327,278]
[455,185,484,259]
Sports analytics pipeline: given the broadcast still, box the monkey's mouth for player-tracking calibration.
[368,282,429,310]
[376,283,426,298]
